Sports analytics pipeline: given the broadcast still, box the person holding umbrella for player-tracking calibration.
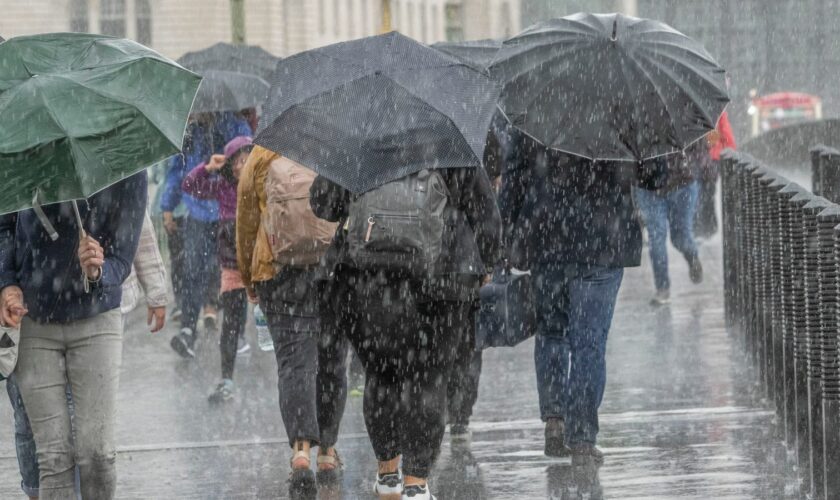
[491,13,729,464]
[0,33,199,499]
[254,32,502,499]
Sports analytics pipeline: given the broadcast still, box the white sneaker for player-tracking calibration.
[402,483,435,500]
[374,469,403,496]
[236,336,251,355]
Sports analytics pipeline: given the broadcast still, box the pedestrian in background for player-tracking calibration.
[182,136,254,401]
[694,110,736,238]
[634,145,705,306]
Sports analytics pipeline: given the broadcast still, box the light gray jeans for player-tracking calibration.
[15,309,122,500]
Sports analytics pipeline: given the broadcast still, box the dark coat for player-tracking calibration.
[498,139,666,270]
[0,172,148,323]
[310,168,503,301]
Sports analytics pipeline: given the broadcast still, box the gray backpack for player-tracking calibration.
[345,169,449,276]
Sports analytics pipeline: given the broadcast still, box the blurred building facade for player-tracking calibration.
[0,0,521,59]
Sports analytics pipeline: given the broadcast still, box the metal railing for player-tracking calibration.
[721,150,840,500]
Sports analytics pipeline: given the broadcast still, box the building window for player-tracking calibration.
[69,0,88,32]
[100,0,126,37]
[136,0,152,45]
[445,2,464,42]
[333,0,340,35]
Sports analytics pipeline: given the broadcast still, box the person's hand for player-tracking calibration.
[78,235,104,281]
[163,212,177,234]
[246,288,259,305]
[482,274,493,286]
[204,154,226,173]
[147,306,166,333]
[0,286,27,328]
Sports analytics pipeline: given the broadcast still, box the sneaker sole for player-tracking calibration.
[170,336,195,359]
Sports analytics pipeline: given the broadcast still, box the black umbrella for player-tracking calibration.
[488,12,730,161]
[189,69,269,113]
[431,39,502,70]
[255,32,501,194]
[177,42,279,82]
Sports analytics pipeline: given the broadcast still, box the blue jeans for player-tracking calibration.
[533,263,624,445]
[181,216,218,334]
[634,182,700,291]
[6,373,39,498]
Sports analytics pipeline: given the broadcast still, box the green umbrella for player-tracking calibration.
[0,33,201,228]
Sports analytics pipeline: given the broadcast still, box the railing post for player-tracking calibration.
[790,191,815,481]
[820,148,840,205]
[802,197,834,499]
[779,183,807,448]
[721,151,740,327]
[823,221,840,499]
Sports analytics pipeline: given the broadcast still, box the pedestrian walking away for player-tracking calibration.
[236,145,349,496]
[634,146,705,306]
[695,110,737,238]
[182,135,254,402]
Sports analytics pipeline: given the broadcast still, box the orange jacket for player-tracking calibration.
[708,111,736,161]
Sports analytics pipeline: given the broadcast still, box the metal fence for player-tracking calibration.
[721,150,840,500]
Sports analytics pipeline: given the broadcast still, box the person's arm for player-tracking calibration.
[0,214,26,328]
[461,169,503,272]
[310,175,349,222]
[236,148,270,296]
[131,212,168,332]
[89,172,148,289]
[181,157,224,200]
[159,155,184,213]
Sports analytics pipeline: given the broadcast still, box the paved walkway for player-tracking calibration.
[0,237,798,499]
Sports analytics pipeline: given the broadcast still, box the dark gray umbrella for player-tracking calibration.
[489,12,730,161]
[431,39,502,70]
[189,69,269,113]
[255,32,501,194]
[177,42,279,82]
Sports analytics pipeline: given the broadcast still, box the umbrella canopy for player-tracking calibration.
[189,69,269,113]
[431,39,502,70]
[0,33,200,215]
[177,42,280,82]
[255,31,501,194]
[489,13,730,161]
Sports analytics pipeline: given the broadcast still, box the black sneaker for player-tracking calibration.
[170,328,195,359]
[544,418,571,457]
[402,483,436,500]
[689,255,704,284]
[570,443,604,466]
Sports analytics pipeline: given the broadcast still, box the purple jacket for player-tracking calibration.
[182,164,239,269]
[182,164,238,221]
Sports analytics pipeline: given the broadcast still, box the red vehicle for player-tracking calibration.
[749,92,822,137]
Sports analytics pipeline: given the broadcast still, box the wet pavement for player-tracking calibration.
[0,236,800,499]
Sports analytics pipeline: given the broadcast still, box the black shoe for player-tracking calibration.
[207,380,234,404]
[544,418,571,457]
[289,467,316,499]
[450,423,472,443]
[170,328,195,359]
[689,255,704,284]
[570,444,604,466]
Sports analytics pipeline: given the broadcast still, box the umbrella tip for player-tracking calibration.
[611,18,618,41]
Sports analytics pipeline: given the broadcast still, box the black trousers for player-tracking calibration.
[257,271,348,449]
[166,216,187,311]
[447,328,482,426]
[219,288,248,380]
[330,271,469,478]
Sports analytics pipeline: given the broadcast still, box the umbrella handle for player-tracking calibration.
[72,200,92,293]
[31,190,58,241]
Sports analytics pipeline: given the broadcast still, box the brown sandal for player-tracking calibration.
[316,450,343,484]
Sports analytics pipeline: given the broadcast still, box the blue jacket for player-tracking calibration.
[159,113,252,221]
[0,172,148,324]
[498,138,667,269]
